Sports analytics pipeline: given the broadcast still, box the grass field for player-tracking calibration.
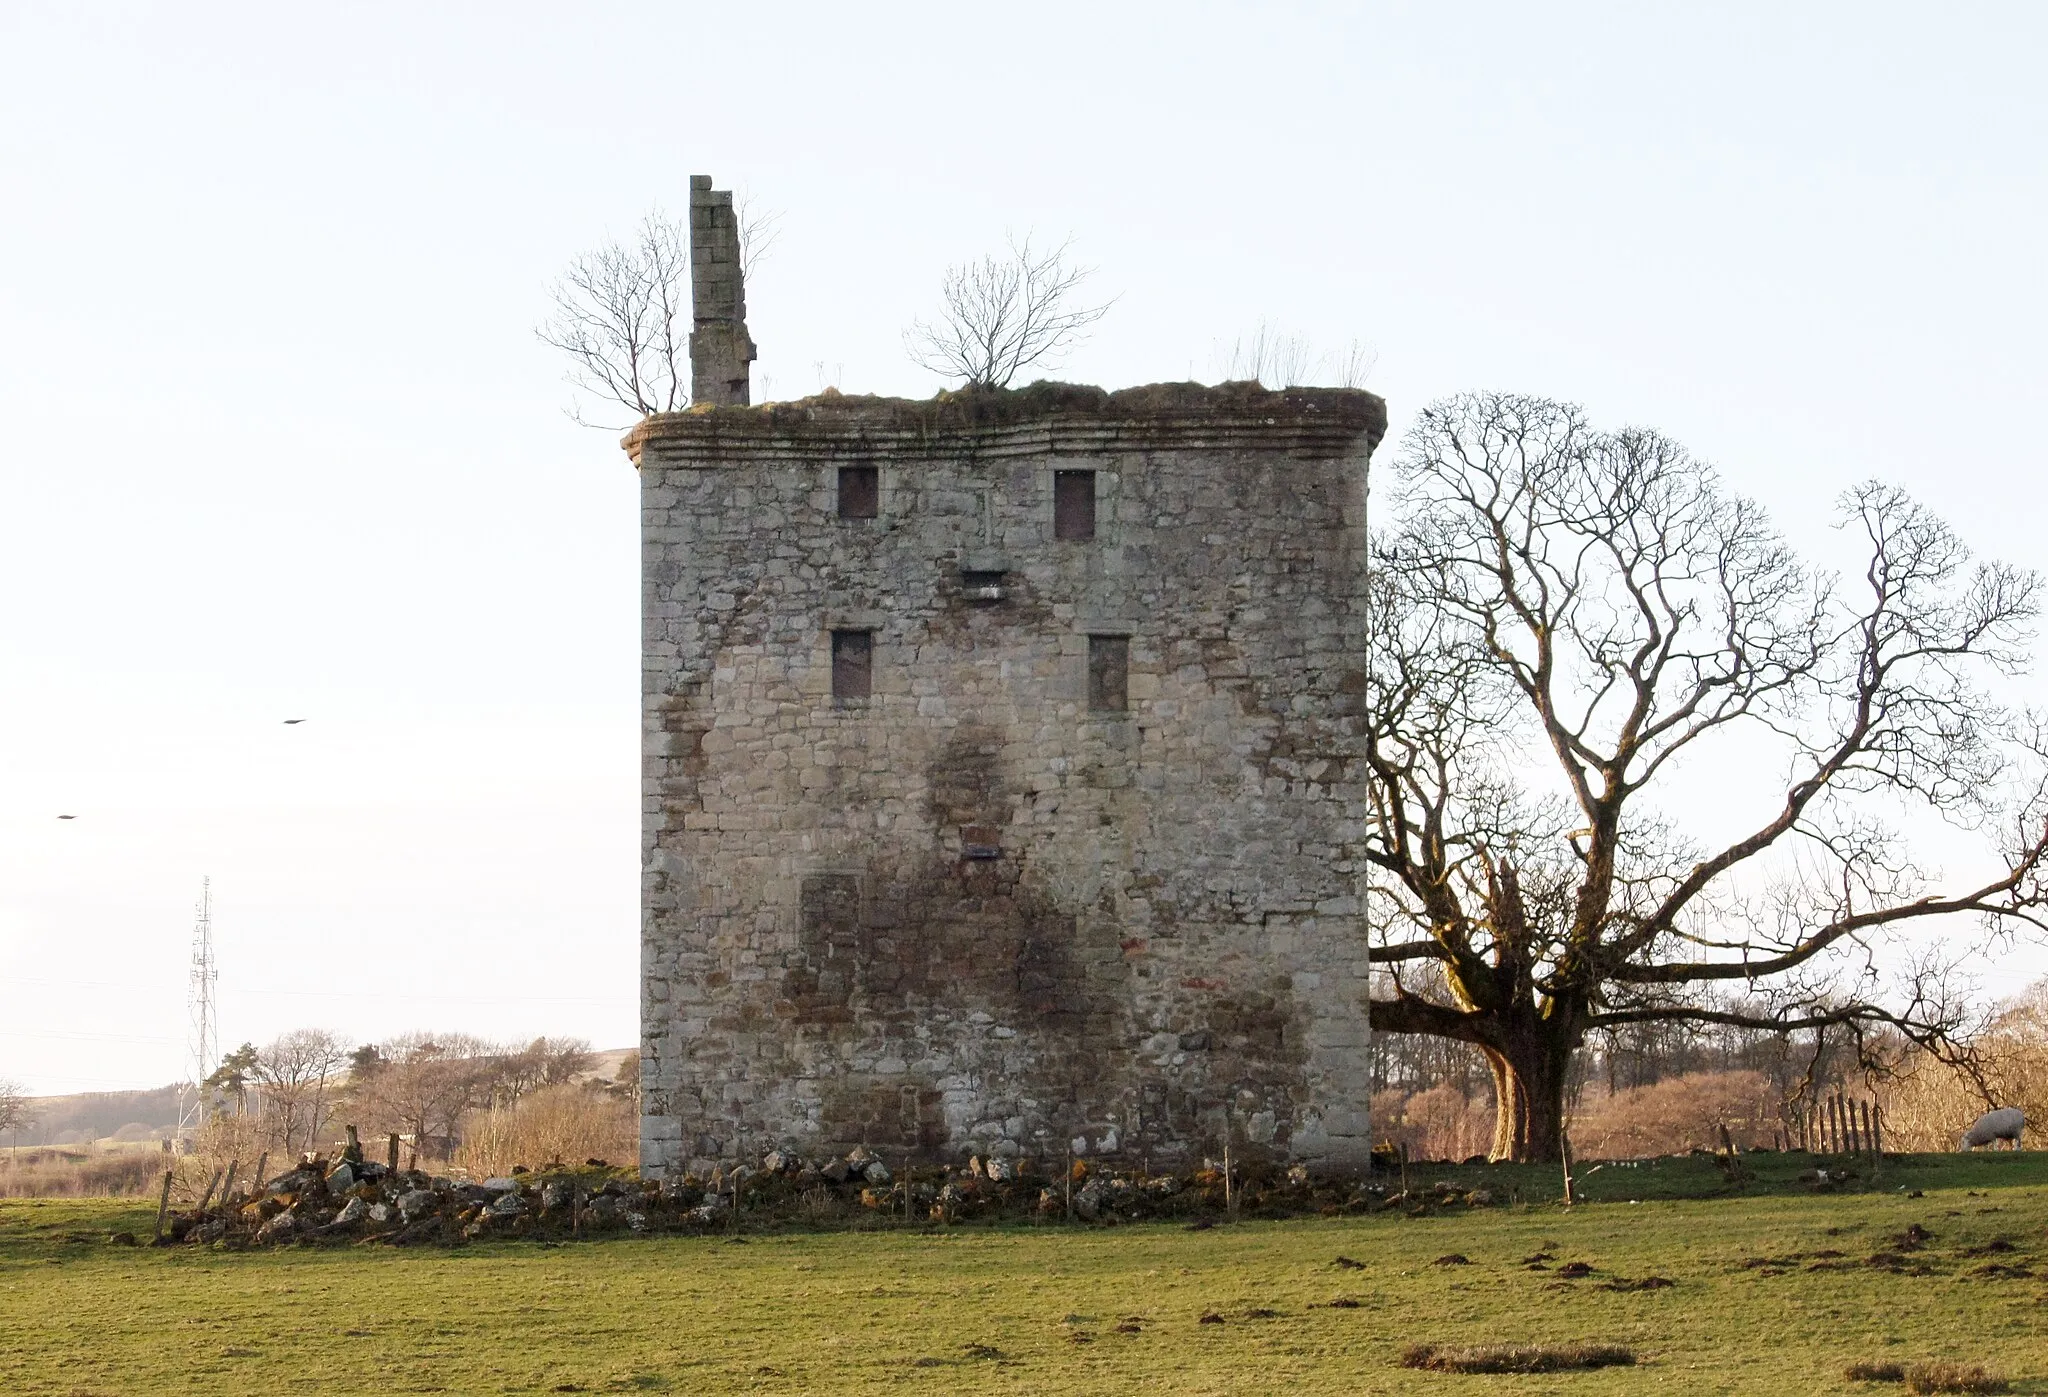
[4,1153,2047,1394]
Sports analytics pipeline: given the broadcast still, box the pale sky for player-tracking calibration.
[2,3,2044,1094]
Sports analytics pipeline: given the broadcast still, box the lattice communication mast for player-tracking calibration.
[176,878,218,1141]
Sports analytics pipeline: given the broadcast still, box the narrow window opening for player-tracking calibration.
[831,630,873,704]
[837,465,879,519]
[1088,634,1129,713]
[1053,470,1096,540]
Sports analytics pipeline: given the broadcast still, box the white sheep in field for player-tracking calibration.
[1960,1107,2025,1151]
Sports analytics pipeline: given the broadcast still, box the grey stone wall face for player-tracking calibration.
[628,384,1384,1178]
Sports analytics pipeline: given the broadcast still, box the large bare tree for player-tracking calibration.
[905,235,1112,389]
[251,1029,351,1157]
[346,1031,497,1166]
[1363,393,2048,1161]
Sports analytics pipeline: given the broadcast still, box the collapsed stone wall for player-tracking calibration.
[628,381,1385,1179]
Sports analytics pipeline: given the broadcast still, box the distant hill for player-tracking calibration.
[11,1048,638,1149]
[16,1086,182,1146]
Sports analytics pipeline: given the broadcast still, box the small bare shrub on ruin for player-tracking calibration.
[905,235,1112,389]
[1215,321,1375,388]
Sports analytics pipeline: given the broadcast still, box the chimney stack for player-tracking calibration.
[688,175,755,406]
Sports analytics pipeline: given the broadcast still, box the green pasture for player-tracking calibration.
[4,1152,2047,1395]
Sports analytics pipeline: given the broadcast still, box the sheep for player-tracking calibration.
[1960,1106,2025,1151]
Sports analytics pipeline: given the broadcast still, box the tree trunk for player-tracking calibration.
[1481,1021,1578,1162]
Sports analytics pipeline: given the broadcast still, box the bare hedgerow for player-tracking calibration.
[453,1083,636,1179]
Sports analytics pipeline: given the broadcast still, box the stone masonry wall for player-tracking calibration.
[627,381,1385,1179]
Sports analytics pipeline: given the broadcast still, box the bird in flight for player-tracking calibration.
[283,718,306,725]
[57,814,76,820]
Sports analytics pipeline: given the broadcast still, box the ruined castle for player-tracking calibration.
[627,178,1385,1178]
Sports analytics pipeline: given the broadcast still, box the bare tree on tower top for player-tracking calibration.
[1363,392,2048,1161]
[905,235,1113,389]
[539,196,777,426]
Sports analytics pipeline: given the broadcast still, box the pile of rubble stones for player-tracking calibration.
[156,1142,1496,1248]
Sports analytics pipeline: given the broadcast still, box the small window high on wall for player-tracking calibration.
[1053,470,1096,540]
[1088,635,1129,712]
[838,465,879,519]
[831,630,873,703]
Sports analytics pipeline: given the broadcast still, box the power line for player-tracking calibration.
[5,974,624,1005]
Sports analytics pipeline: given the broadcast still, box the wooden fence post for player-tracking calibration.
[251,1152,268,1197]
[1870,1102,1884,1158]
[387,1133,400,1174]
[1847,1099,1861,1154]
[153,1169,174,1240]
[1561,1133,1577,1208]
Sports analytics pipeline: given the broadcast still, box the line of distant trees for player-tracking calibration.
[200,1031,636,1167]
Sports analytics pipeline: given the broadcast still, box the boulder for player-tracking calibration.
[862,1160,893,1186]
[820,1158,853,1184]
[985,1156,1017,1183]
[482,1177,521,1193]
[255,1212,297,1244]
[335,1198,367,1226]
[396,1189,437,1222]
[325,1163,355,1193]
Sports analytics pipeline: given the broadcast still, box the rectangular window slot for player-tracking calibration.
[831,630,873,703]
[1053,470,1096,540]
[837,465,879,519]
[1088,634,1130,713]
[961,569,1005,602]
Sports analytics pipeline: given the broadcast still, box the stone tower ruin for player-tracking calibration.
[628,178,1385,1178]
